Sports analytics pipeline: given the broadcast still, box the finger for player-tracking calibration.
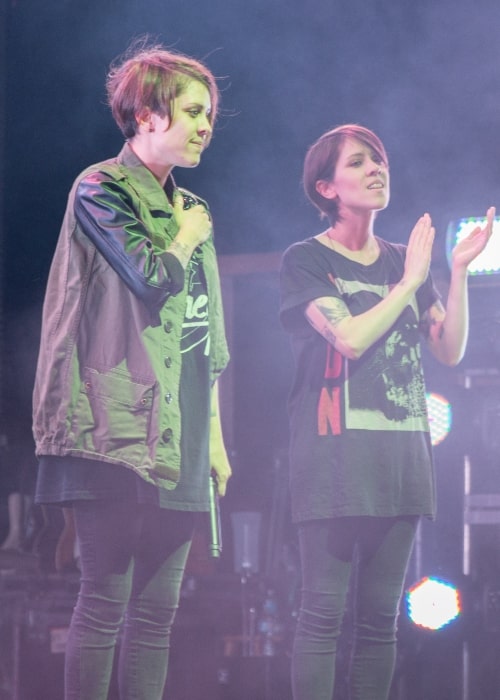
[172,190,184,214]
[486,206,496,237]
[407,215,425,249]
[472,207,496,240]
[217,476,229,497]
[409,215,433,254]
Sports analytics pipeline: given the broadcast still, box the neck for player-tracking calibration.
[128,138,173,187]
[323,212,380,265]
[328,213,375,251]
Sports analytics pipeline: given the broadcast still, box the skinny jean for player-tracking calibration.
[65,500,195,700]
[292,516,417,700]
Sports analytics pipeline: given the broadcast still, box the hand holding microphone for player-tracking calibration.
[208,474,222,559]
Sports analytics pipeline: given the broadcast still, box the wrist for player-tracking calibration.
[450,262,469,280]
[396,276,420,297]
[167,235,196,269]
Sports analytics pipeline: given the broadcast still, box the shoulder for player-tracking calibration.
[377,238,407,271]
[70,158,124,197]
[281,237,323,267]
[377,237,406,257]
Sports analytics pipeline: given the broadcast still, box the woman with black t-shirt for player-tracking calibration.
[280,124,494,700]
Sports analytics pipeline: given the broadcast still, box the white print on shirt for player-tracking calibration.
[181,255,210,356]
[318,278,429,435]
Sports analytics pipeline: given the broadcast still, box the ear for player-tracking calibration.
[135,108,154,133]
[151,112,170,132]
[316,179,337,200]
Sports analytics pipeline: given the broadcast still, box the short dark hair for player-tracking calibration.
[106,43,219,139]
[303,124,388,226]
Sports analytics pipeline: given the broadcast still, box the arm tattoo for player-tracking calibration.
[315,300,350,327]
[322,325,338,347]
[307,299,350,347]
[308,315,339,347]
[167,240,192,269]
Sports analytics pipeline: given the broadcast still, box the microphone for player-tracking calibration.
[208,474,222,559]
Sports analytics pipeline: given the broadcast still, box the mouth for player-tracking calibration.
[367,181,384,190]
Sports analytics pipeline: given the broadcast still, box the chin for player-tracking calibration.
[180,157,202,168]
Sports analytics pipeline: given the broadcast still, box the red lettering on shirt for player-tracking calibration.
[324,344,342,379]
[318,386,341,435]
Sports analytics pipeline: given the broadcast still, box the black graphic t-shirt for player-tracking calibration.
[158,248,211,510]
[280,236,438,523]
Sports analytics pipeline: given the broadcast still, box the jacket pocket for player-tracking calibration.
[69,366,155,463]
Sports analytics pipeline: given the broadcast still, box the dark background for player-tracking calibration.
[4,0,500,300]
[2,2,500,696]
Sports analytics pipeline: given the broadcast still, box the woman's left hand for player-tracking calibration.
[452,206,496,270]
[210,452,232,497]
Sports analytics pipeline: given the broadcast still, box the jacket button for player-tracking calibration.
[162,428,173,443]
[164,393,172,404]
[164,321,173,333]
[164,357,172,368]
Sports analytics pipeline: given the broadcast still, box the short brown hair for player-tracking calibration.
[303,124,388,226]
[106,43,219,139]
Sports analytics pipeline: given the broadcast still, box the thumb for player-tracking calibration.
[172,190,186,213]
[172,191,186,223]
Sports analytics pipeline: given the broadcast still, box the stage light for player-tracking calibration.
[426,392,452,446]
[406,576,461,631]
[446,216,500,278]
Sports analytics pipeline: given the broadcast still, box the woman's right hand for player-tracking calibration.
[402,213,435,291]
[173,192,212,249]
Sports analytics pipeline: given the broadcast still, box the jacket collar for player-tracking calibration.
[116,142,177,209]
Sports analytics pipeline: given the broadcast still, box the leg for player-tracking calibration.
[55,507,77,572]
[65,501,140,700]
[350,516,418,700]
[118,508,195,700]
[292,518,357,700]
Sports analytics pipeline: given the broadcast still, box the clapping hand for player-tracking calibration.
[452,206,496,271]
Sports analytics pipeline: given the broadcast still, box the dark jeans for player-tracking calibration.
[65,500,195,700]
[292,516,417,700]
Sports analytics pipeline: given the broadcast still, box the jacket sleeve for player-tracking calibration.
[74,171,185,312]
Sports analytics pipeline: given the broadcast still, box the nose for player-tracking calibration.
[199,114,212,139]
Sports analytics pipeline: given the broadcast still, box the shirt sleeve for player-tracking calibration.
[74,171,185,312]
[279,240,344,333]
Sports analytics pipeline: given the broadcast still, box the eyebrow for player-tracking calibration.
[183,101,211,112]
[343,151,366,161]
[345,149,382,162]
